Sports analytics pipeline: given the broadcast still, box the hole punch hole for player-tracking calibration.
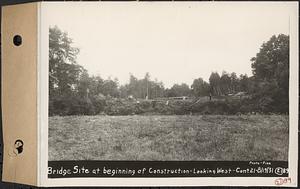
[14,139,24,155]
[8,140,24,157]
[13,35,22,46]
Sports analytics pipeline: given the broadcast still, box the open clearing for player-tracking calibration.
[49,115,288,161]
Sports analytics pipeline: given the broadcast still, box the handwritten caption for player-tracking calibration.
[275,177,292,185]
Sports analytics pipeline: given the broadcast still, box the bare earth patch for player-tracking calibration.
[48,115,288,161]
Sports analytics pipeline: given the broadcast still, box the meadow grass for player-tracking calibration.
[48,115,288,161]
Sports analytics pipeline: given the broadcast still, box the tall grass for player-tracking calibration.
[49,115,288,161]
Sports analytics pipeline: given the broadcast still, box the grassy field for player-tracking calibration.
[49,115,288,161]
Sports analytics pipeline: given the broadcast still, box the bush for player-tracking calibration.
[49,93,286,116]
[189,100,233,115]
[49,96,96,116]
[104,99,142,115]
[91,94,107,114]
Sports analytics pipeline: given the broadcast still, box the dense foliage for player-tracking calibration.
[49,26,289,116]
[250,34,289,113]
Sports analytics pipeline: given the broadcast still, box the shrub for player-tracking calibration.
[49,93,286,116]
[91,94,107,114]
[104,99,142,115]
[49,96,96,116]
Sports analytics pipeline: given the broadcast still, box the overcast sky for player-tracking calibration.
[44,2,293,88]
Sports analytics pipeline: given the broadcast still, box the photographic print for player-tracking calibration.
[48,3,290,162]
[43,2,297,185]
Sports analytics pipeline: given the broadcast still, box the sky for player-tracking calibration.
[44,2,293,88]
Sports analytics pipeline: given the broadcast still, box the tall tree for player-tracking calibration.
[250,34,289,113]
[220,71,231,95]
[102,77,119,97]
[143,72,151,99]
[191,78,210,97]
[49,26,83,98]
[209,72,221,96]
[239,74,250,92]
[230,72,239,93]
[168,83,191,97]
[251,34,289,83]
[128,74,139,97]
[77,69,92,98]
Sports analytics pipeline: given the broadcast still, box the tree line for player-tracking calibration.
[49,26,289,115]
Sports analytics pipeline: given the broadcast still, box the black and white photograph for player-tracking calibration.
[48,2,291,163]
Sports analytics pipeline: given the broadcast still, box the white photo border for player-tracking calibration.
[38,2,298,187]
